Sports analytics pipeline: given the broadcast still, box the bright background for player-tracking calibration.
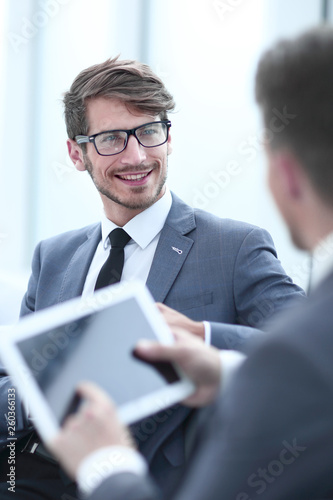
[0,0,332,323]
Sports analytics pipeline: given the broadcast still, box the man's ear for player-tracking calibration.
[278,151,303,200]
[67,139,86,172]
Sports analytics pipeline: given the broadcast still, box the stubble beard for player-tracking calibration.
[83,156,168,211]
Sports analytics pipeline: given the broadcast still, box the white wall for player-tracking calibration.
[0,0,327,322]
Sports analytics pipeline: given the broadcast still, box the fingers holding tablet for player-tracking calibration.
[135,328,222,407]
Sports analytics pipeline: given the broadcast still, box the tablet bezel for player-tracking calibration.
[0,282,194,442]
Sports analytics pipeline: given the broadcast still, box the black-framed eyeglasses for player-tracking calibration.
[75,120,171,156]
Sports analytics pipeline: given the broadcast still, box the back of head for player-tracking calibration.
[255,27,333,206]
[63,56,175,140]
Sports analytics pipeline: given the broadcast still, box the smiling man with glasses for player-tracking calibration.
[0,56,303,500]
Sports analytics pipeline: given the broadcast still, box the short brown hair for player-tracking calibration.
[255,27,333,206]
[63,56,175,140]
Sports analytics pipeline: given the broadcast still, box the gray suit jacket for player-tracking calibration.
[89,272,333,500]
[21,193,303,348]
[0,193,303,492]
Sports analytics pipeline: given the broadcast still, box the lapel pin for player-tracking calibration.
[172,246,183,255]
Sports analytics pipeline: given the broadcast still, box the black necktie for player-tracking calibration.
[94,228,131,290]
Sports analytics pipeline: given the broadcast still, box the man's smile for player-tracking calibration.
[114,169,154,186]
[116,170,152,181]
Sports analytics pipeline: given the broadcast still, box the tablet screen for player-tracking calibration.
[16,297,180,424]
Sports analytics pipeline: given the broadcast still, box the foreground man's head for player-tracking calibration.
[256,27,333,251]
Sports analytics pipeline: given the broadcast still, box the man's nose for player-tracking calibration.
[120,135,147,165]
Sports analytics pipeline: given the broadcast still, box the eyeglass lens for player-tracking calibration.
[94,122,168,155]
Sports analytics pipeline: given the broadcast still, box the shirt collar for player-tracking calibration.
[311,230,333,289]
[101,188,172,250]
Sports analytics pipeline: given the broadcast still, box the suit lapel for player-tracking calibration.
[58,224,101,303]
[146,193,196,303]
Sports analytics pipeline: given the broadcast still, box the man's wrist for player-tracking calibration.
[190,320,206,340]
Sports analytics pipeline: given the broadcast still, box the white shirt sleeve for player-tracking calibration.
[203,321,211,344]
[77,446,147,497]
[219,349,246,394]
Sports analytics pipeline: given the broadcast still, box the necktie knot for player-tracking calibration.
[109,228,131,249]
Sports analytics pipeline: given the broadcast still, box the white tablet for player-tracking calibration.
[0,282,194,442]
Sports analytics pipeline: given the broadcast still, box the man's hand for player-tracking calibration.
[46,382,134,479]
[157,303,206,340]
[135,327,221,407]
